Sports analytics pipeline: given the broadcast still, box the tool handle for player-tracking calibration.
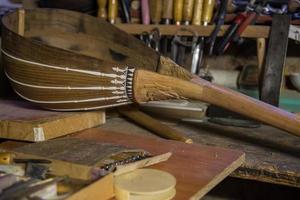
[133,70,300,138]
[215,14,246,54]
[118,106,193,143]
[192,0,204,25]
[97,0,108,19]
[234,11,257,41]
[149,0,163,24]
[256,37,266,74]
[183,0,195,23]
[174,0,184,25]
[108,0,118,24]
[141,0,150,24]
[202,0,215,25]
[162,0,173,21]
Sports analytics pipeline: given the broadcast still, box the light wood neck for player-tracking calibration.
[133,70,300,138]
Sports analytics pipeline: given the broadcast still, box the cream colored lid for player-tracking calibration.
[114,169,176,195]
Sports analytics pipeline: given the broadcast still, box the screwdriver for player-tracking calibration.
[97,0,108,19]
[161,0,174,55]
[108,0,118,24]
[176,0,195,66]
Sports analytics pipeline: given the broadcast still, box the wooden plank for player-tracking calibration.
[0,99,105,141]
[0,127,245,199]
[100,117,300,188]
[71,128,245,200]
[115,24,270,38]
[260,14,290,106]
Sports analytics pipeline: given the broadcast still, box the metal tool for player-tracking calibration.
[161,0,174,55]
[140,28,161,51]
[215,0,257,55]
[191,0,215,74]
[120,0,131,23]
[172,0,184,65]
[176,0,195,66]
[171,28,198,66]
[207,0,228,55]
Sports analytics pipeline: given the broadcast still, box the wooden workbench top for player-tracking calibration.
[100,116,300,188]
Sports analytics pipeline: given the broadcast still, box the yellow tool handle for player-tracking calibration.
[162,0,174,20]
[173,0,184,25]
[183,0,195,24]
[202,0,215,26]
[149,0,163,24]
[192,0,204,25]
[97,0,108,19]
[108,0,118,24]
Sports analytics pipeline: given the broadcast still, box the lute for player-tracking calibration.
[2,9,300,137]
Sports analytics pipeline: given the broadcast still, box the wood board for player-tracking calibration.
[0,127,245,200]
[72,128,245,200]
[100,117,300,188]
[0,99,105,141]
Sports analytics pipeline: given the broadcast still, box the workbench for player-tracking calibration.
[101,115,300,188]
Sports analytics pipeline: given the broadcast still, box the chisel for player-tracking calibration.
[161,0,174,55]
[108,0,118,24]
[176,0,195,66]
[191,0,204,74]
[172,0,184,64]
[191,0,215,74]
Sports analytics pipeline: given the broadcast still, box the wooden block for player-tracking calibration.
[9,137,171,180]
[66,174,114,200]
[72,128,245,200]
[0,100,105,142]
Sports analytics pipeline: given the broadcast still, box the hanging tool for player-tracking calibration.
[216,0,270,55]
[108,0,118,24]
[176,0,195,66]
[207,0,228,55]
[97,0,108,19]
[191,0,215,74]
[215,0,256,55]
[171,0,184,63]
[141,0,150,24]
[119,0,131,23]
[149,0,162,24]
[140,28,161,51]
[191,0,204,74]
[161,0,174,55]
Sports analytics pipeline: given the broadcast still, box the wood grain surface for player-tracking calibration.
[0,99,105,141]
[71,127,245,200]
[99,117,300,188]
